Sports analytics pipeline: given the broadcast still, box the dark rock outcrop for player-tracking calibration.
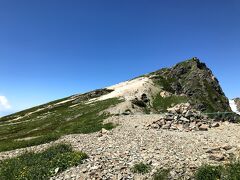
[150,58,231,113]
[73,89,114,103]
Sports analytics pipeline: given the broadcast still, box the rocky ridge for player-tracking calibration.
[148,58,231,113]
[81,58,233,120]
[147,103,220,132]
[100,58,234,122]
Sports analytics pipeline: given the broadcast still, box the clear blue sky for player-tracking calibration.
[0,0,240,116]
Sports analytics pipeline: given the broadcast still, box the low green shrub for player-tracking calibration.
[224,161,240,179]
[0,144,88,180]
[195,165,223,180]
[0,133,60,152]
[131,162,151,174]
[153,169,169,180]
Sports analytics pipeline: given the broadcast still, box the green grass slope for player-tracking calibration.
[0,91,121,152]
[0,144,88,180]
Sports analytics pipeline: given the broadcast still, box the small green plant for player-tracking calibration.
[0,144,88,180]
[131,162,151,174]
[224,161,240,179]
[195,161,240,180]
[153,169,169,180]
[195,165,223,180]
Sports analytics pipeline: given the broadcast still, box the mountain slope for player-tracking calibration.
[0,58,233,152]
[88,58,231,115]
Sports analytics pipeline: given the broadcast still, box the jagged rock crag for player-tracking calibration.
[149,58,231,113]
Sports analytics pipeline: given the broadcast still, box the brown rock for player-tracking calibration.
[209,154,225,161]
[179,117,190,123]
[101,128,108,134]
[211,122,220,128]
[199,124,208,131]
[162,124,171,129]
[160,91,172,97]
[206,147,221,153]
[151,123,159,129]
[222,145,232,151]
[170,124,178,130]
[176,124,184,131]
[189,122,196,129]
[157,119,166,126]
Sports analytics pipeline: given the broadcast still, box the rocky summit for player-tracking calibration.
[0,58,239,180]
[149,58,231,113]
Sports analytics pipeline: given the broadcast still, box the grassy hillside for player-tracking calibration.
[0,94,121,152]
[0,144,88,180]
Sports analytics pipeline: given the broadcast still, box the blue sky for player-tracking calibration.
[0,0,240,116]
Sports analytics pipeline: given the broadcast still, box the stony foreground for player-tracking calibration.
[1,114,240,179]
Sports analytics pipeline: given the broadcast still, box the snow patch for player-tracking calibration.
[89,76,158,102]
[229,99,240,115]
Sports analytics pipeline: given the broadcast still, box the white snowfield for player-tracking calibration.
[91,76,158,102]
[229,99,240,115]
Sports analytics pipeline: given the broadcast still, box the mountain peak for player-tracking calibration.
[0,58,238,180]
[174,57,208,70]
[178,57,201,64]
[150,58,230,113]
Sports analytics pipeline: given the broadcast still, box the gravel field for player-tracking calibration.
[1,114,239,179]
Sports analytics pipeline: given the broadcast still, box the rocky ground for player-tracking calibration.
[1,114,240,179]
